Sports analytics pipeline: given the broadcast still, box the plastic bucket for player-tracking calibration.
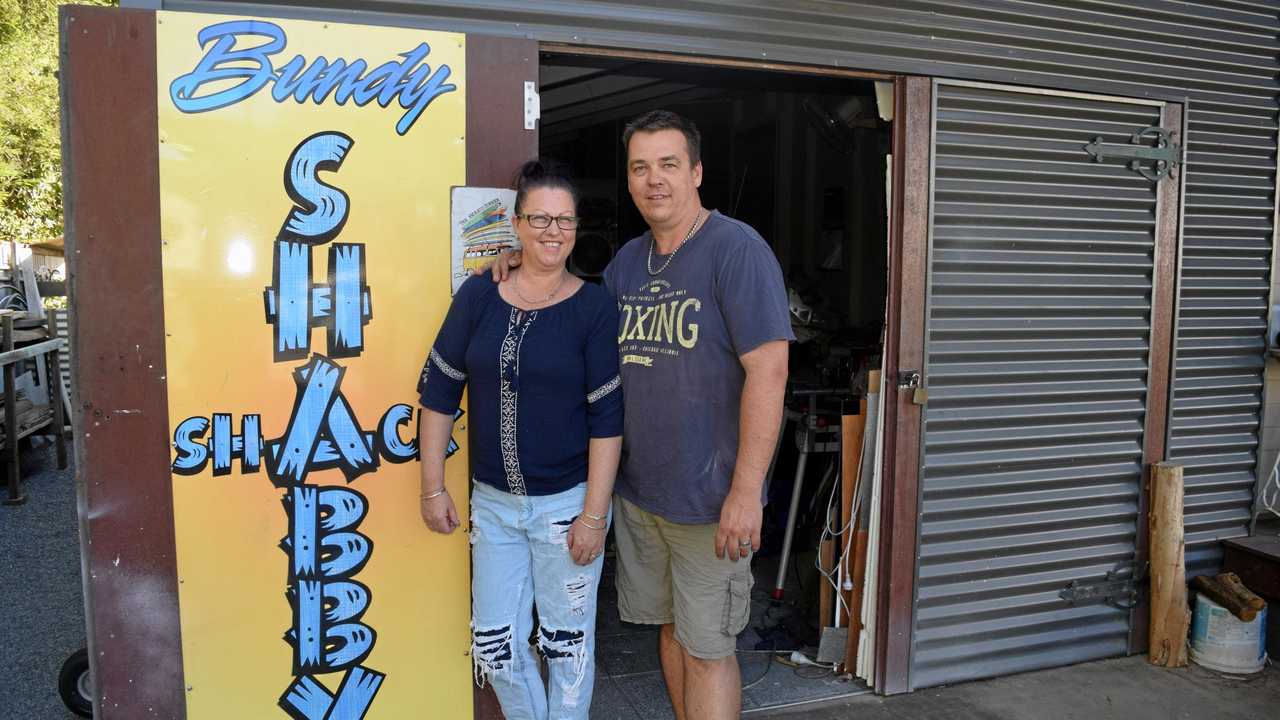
[1189,592,1267,674]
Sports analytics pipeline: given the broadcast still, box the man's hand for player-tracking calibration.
[471,248,522,281]
[715,487,762,562]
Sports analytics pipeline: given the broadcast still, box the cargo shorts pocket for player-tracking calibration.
[720,575,752,636]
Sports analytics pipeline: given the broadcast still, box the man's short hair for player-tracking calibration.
[622,110,702,166]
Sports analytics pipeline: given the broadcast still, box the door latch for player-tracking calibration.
[897,370,927,405]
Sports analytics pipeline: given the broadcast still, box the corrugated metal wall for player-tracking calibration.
[156,0,1278,584]
[914,81,1162,688]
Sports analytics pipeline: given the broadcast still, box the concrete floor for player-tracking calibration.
[0,439,84,720]
[6,439,1279,720]
[760,654,1280,720]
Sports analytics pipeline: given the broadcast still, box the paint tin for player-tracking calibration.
[1189,592,1268,675]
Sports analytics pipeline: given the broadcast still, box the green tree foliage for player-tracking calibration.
[0,0,115,244]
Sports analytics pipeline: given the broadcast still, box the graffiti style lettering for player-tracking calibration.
[168,128,471,717]
[280,132,353,244]
[172,416,210,475]
[284,486,376,674]
[279,666,385,720]
[265,241,373,361]
[169,20,457,135]
[169,404,425,477]
[264,133,372,360]
[172,414,263,476]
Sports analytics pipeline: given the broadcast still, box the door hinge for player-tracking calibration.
[524,81,540,131]
[1083,126,1179,182]
[1060,568,1141,610]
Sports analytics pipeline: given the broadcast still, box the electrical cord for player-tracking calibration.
[741,651,773,690]
[1261,447,1280,523]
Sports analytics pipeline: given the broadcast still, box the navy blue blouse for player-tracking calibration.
[418,275,623,496]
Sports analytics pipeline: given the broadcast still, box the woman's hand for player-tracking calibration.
[567,516,606,565]
[421,490,460,534]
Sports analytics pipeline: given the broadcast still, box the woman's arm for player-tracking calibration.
[419,408,460,534]
[567,435,621,564]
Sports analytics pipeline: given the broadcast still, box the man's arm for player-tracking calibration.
[471,248,522,281]
[716,339,788,561]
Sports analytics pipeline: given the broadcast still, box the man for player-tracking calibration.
[492,110,791,718]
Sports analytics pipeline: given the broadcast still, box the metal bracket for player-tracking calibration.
[524,81,540,131]
[1060,569,1140,610]
[1083,126,1180,182]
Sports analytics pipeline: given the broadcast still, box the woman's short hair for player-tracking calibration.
[621,110,702,165]
[511,159,578,214]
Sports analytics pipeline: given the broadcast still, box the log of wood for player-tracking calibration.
[1191,573,1267,622]
[1148,463,1189,667]
[1191,576,1254,622]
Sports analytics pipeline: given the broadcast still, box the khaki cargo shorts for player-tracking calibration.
[612,495,754,660]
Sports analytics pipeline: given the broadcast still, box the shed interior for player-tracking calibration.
[539,53,892,714]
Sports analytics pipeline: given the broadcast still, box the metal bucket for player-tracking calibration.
[1189,592,1268,675]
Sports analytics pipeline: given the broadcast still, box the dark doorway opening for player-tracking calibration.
[540,51,893,715]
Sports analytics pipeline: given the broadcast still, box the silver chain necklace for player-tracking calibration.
[512,269,566,306]
[647,209,705,276]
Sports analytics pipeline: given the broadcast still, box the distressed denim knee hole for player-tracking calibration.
[471,622,514,688]
[537,627,588,709]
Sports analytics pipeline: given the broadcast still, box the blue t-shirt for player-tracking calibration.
[603,211,794,523]
[418,275,623,496]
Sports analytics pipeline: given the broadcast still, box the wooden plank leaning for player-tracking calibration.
[1149,462,1189,667]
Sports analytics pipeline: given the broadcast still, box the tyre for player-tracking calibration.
[58,648,93,718]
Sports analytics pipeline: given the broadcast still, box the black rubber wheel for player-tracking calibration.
[58,648,93,718]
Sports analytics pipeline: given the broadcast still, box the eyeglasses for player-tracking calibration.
[518,213,580,230]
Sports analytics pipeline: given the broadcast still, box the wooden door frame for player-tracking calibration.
[62,8,185,717]
[873,74,930,695]
[466,35,540,720]
[1129,100,1186,654]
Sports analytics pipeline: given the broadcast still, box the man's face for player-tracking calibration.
[626,128,703,229]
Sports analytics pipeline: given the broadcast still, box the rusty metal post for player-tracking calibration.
[2,313,21,505]
[47,312,67,469]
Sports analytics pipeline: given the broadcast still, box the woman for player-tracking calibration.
[417,160,622,720]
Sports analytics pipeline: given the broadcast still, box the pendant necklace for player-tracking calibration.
[512,269,565,306]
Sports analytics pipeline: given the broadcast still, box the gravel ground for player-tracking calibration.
[0,438,85,720]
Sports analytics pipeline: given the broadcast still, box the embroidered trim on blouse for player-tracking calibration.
[587,375,621,404]
[430,348,467,381]
[498,308,537,495]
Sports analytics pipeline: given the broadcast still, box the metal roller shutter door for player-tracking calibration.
[912,81,1165,688]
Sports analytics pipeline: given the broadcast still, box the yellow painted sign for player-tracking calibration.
[156,11,470,718]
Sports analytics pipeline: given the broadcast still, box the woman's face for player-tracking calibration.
[513,187,577,273]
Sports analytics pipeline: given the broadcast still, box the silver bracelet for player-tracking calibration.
[420,487,448,501]
[576,516,606,531]
[582,510,607,522]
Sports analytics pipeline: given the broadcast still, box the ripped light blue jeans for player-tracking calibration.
[470,480,605,720]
